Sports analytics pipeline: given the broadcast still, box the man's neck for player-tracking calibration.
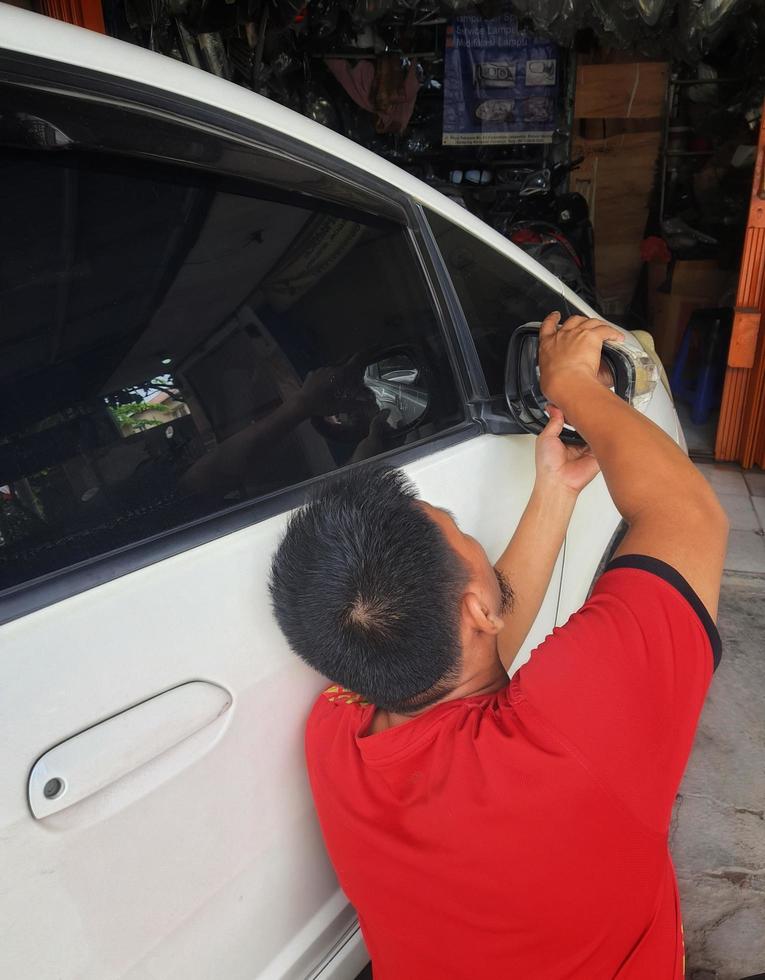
[368,660,509,735]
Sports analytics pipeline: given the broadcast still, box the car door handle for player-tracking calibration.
[28,681,232,819]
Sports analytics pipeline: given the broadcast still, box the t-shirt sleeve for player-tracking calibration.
[514,554,722,835]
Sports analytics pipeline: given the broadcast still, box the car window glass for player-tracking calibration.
[0,148,463,592]
[427,210,563,394]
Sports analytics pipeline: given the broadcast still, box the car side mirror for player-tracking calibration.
[504,323,659,445]
[312,349,429,443]
[363,352,428,432]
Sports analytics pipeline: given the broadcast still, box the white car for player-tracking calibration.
[0,9,683,980]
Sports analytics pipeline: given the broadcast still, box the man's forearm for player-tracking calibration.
[553,379,720,527]
[495,484,576,670]
[551,376,727,617]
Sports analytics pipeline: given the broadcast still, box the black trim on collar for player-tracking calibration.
[605,554,722,672]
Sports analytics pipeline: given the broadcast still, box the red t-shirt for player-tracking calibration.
[305,557,721,979]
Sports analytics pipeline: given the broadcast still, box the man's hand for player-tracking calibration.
[351,409,392,463]
[539,312,623,409]
[295,352,368,418]
[535,406,599,496]
[535,314,726,621]
[294,366,346,418]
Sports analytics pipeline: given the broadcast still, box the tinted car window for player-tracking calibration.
[427,211,563,393]
[0,149,463,592]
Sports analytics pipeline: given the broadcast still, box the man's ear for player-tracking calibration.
[463,591,505,636]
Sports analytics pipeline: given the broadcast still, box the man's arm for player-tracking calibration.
[495,405,598,670]
[539,313,728,619]
[495,482,573,671]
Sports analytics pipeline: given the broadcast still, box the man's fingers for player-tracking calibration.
[569,317,605,330]
[557,315,591,332]
[564,318,625,344]
[540,313,624,341]
[592,324,624,345]
[543,314,625,340]
[539,311,562,338]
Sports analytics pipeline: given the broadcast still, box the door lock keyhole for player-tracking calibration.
[43,777,65,800]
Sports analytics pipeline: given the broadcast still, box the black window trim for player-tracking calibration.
[0,51,407,223]
[416,204,531,437]
[403,220,478,412]
[0,51,485,624]
[408,204,490,410]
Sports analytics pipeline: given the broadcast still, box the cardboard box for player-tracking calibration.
[645,260,736,367]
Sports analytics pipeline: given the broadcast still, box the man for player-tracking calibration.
[269,313,728,979]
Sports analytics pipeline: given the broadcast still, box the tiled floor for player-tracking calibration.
[694,463,765,574]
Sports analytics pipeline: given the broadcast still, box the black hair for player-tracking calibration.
[268,466,468,712]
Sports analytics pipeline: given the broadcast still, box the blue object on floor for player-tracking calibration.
[670,307,733,426]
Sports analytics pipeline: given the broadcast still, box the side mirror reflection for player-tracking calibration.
[364,353,428,432]
[313,350,430,443]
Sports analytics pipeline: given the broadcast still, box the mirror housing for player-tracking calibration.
[504,323,659,444]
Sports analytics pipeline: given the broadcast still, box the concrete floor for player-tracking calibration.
[671,465,765,980]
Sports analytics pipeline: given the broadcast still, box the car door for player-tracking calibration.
[0,58,562,980]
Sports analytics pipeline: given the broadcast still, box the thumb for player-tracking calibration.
[542,404,565,438]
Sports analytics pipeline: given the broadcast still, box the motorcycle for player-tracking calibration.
[490,157,600,311]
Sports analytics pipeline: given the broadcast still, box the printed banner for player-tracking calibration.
[443,14,559,146]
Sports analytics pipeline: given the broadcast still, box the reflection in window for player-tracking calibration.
[0,148,462,591]
[106,376,190,438]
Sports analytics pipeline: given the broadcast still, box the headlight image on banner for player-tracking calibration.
[443,13,559,147]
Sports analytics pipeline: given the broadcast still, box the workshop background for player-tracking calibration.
[13,0,765,977]
[15,0,765,465]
